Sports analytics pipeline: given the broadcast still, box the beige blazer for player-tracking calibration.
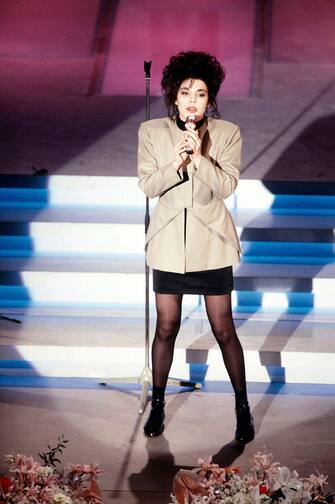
[137,116,242,273]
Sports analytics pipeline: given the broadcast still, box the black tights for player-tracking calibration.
[151,293,247,398]
[151,294,183,390]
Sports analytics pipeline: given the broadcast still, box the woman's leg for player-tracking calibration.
[204,293,254,443]
[151,293,183,389]
[204,293,246,394]
[144,293,183,437]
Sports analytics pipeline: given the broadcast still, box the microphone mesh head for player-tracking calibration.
[186,114,196,123]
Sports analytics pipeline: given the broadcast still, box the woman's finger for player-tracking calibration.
[186,130,200,140]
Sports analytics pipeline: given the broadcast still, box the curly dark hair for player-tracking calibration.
[161,51,226,118]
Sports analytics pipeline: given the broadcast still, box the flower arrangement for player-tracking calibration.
[170,451,334,504]
[0,436,103,504]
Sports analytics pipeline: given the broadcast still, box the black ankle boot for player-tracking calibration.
[235,401,255,444]
[144,399,165,437]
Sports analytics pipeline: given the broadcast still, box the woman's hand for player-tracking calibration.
[186,130,202,160]
[173,132,190,169]
[173,130,203,170]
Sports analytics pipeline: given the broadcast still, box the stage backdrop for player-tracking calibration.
[0,0,99,57]
[1,0,334,97]
[101,0,255,97]
[271,0,335,62]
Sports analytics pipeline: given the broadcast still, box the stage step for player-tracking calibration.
[1,258,334,277]
[0,224,334,258]
[1,176,335,210]
[0,244,333,266]
[0,313,334,384]
[0,269,334,312]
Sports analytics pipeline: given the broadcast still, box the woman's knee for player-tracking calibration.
[210,317,236,345]
[155,317,180,342]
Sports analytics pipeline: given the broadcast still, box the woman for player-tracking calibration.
[137,51,254,443]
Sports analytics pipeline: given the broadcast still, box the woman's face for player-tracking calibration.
[175,78,209,121]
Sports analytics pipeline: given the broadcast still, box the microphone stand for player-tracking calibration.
[138,60,153,414]
[99,63,153,407]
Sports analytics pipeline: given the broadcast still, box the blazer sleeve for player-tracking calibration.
[193,125,242,199]
[137,122,182,198]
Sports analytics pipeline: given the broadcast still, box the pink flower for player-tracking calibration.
[66,462,103,481]
[197,456,240,485]
[304,471,328,494]
[197,456,213,469]
[22,482,41,499]
[2,449,104,504]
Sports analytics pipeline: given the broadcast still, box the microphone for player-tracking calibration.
[185,115,196,154]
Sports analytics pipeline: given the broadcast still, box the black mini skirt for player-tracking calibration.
[153,266,233,295]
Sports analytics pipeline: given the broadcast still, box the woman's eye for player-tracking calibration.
[181,91,188,95]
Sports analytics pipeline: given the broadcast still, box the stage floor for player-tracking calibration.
[0,381,334,503]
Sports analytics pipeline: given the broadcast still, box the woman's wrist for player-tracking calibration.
[192,153,202,168]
